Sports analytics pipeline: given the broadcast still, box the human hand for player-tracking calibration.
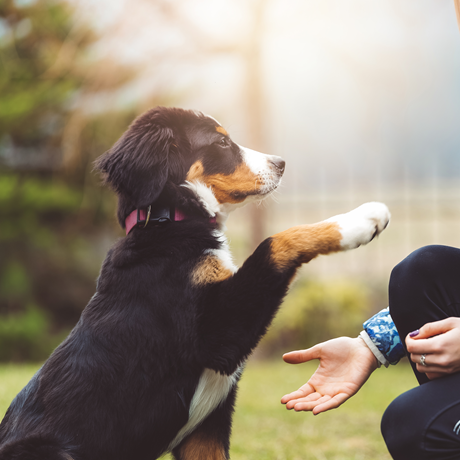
[281,337,379,415]
[406,317,460,380]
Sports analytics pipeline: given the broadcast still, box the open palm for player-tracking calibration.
[281,337,378,415]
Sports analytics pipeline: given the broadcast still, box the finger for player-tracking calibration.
[426,371,444,380]
[410,353,425,366]
[415,361,449,373]
[281,385,316,405]
[293,395,332,412]
[283,345,321,364]
[284,393,322,410]
[406,335,442,354]
[411,353,437,368]
[312,393,349,415]
[415,363,441,374]
[412,352,450,375]
[408,318,455,342]
[281,384,315,404]
[411,347,460,375]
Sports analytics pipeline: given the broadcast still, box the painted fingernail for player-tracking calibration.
[409,330,420,338]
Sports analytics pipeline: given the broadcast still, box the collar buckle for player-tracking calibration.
[136,204,173,228]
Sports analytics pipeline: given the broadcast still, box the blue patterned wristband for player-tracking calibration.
[362,307,405,366]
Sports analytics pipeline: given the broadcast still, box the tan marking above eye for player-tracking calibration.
[191,256,233,285]
[215,126,228,136]
[269,222,343,272]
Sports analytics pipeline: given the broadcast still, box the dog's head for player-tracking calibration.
[96,107,285,228]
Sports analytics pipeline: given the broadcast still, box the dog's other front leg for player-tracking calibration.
[268,201,390,272]
[172,431,226,460]
[197,202,390,375]
[172,387,235,460]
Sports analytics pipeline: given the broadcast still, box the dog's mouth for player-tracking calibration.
[257,164,284,196]
[263,182,281,195]
[231,173,282,201]
[259,179,282,196]
[242,150,285,198]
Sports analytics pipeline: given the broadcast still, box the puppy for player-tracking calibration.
[0,107,390,460]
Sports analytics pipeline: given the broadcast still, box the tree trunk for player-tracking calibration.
[243,0,269,251]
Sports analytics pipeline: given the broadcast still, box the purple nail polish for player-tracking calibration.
[409,329,420,338]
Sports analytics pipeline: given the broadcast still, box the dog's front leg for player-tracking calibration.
[198,202,390,375]
[172,387,235,460]
[173,431,227,460]
[268,201,390,271]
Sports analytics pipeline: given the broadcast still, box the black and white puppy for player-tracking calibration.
[0,107,390,460]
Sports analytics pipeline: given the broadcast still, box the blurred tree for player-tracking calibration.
[242,0,271,251]
[0,0,139,360]
[456,0,460,32]
[0,0,134,175]
[0,0,82,160]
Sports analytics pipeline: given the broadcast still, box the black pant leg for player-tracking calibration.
[389,245,460,384]
[381,372,460,460]
[382,245,460,459]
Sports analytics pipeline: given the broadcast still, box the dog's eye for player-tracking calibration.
[218,137,229,147]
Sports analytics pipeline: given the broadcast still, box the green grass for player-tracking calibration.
[228,359,415,460]
[0,363,40,413]
[0,360,416,459]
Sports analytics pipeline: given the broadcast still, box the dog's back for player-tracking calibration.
[0,220,222,459]
[0,436,71,460]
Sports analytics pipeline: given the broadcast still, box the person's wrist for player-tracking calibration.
[355,336,380,371]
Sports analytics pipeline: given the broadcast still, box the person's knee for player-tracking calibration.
[383,377,460,460]
[381,392,426,459]
[389,245,445,321]
[390,245,444,291]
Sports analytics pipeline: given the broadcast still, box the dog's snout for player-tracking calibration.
[270,157,285,174]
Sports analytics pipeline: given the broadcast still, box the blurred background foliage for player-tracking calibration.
[0,0,459,361]
[0,0,138,360]
[259,279,372,357]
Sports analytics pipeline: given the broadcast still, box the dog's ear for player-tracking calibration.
[95,109,175,209]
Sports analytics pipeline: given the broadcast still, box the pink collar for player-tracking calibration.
[125,208,216,235]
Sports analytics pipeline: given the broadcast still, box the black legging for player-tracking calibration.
[381,245,460,460]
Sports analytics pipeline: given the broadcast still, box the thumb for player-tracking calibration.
[283,345,321,364]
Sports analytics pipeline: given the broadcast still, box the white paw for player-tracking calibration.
[326,202,390,250]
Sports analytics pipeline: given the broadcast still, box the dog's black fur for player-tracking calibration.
[0,108,294,460]
[0,107,387,460]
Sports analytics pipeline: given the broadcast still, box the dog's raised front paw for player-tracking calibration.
[326,202,390,250]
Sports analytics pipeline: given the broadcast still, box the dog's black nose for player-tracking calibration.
[270,157,285,173]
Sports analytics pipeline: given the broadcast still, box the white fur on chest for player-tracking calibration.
[205,230,237,274]
[167,180,241,451]
[168,366,243,451]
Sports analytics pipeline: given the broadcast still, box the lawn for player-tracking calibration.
[227,358,415,460]
[0,359,416,459]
